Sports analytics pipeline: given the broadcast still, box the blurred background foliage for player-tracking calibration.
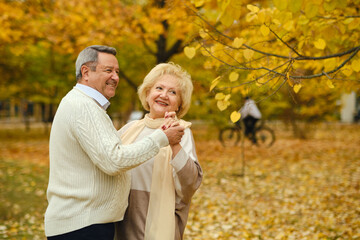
[0,0,359,138]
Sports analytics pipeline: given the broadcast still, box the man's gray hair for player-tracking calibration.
[75,45,117,81]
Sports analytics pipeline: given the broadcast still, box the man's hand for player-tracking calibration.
[163,123,184,145]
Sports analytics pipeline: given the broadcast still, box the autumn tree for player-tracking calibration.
[0,0,200,125]
[184,0,360,136]
[39,0,207,122]
[0,0,56,127]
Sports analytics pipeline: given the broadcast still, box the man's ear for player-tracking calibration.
[81,65,89,82]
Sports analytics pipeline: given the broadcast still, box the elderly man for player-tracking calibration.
[44,45,184,240]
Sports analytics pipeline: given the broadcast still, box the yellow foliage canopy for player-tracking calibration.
[188,0,360,121]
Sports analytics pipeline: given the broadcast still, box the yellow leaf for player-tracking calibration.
[240,87,249,96]
[191,0,205,7]
[218,2,237,27]
[232,37,244,48]
[200,48,211,57]
[217,100,229,111]
[305,2,319,18]
[230,111,241,123]
[288,0,303,13]
[199,29,207,38]
[273,0,288,10]
[314,38,326,50]
[210,76,221,91]
[298,15,309,25]
[326,79,334,88]
[229,72,239,82]
[247,72,256,81]
[257,78,267,84]
[293,84,302,93]
[246,4,259,13]
[343,18,354,25]
[348,19,359,30]
[283,20,294,31]
[184,47,196,59]
[324,0,337,12]
[224,94,231,101]
[275,232,286,239]
[351,60,360,72]
[287,78,294,87]
[342,68,353,77]
[260,24,270,36]
[215,92,225,100]
[272,18,281,26]
[210,43,223,58]
[246,12,258,22]
[10,47,25,56]
[220,0,231,11]
[257,10,266,23]
[243,49,254,60]
[324,58,337,72]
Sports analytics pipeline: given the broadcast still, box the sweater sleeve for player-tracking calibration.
[73,99,168,176]
[170,128,203,204]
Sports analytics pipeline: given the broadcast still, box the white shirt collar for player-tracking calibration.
[74,83,110,110]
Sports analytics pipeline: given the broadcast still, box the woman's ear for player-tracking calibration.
[145,89,151,101]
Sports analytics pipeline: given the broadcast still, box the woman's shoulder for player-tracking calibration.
[117,120,139,134]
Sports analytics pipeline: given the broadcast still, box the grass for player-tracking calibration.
[0,158,48,239]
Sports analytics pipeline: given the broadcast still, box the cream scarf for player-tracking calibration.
[120,114,191,240]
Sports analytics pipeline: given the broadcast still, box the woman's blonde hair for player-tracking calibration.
[138,62,193,118]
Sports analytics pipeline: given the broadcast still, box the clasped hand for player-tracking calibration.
[161,112,184,146]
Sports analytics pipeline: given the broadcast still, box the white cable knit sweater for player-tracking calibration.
[44,88,168,236]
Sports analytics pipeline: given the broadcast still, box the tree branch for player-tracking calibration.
[190,5,360,62]
[118,68,138,92]
[267,24,304,57]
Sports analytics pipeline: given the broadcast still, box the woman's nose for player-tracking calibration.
[160,91,168,98]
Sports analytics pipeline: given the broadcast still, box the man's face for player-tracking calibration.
[81,52,120,100]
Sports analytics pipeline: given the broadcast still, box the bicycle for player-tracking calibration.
[219,120,275,147]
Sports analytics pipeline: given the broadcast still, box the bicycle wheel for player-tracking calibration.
[254,126,275,147]
[219,127,241,147]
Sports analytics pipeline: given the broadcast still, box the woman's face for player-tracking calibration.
[146,74,181,119]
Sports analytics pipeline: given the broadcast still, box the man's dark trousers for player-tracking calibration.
[47,223,115,240]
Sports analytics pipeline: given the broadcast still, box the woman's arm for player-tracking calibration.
[171,128,203,204]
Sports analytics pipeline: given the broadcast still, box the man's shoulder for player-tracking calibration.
[58,89,95,114]
[62,89,92,104]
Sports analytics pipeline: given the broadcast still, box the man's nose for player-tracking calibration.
[112,71,119,81]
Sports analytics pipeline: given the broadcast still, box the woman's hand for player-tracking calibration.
[164,111,176,119]
[161,111,184,147]
[161,111,178,130]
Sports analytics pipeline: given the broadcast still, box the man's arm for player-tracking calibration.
[74,103,183,176]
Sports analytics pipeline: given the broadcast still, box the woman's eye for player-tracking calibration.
[170,90,176,95]
[156,86,162,90]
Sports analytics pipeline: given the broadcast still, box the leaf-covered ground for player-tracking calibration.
[0,123,359,239]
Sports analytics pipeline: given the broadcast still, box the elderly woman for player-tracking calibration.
[115,62,203,240]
